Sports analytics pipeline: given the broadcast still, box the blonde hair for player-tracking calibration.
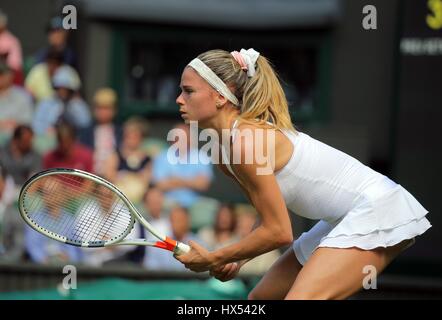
[196,49,296,132]
[123,116,149,137]
[93,87,117,108]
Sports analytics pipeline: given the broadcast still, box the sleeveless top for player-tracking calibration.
[221,119,392,223]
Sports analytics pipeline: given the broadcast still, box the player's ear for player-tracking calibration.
[215,93,228,109]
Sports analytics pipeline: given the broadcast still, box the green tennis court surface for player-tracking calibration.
[0,278,249,300]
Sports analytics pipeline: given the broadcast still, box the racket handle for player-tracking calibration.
[175,242,191,255]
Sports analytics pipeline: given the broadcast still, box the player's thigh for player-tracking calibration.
[285,239,412,300]
[248,247,303,300]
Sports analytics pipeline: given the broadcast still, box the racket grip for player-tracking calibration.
[175,242,191,255]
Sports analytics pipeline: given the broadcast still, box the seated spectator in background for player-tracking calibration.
[78,88,122,176]
[80,184,142,267]
[98,185,171,266]
[235,205,258,239]
[93,185,173,266]
[104,117,151,204]
[32,65,91,135]
[0,165,22,260]
[24,189,82,264]
[25,49,63,103]
[152,123,213,208]
[34,16,77,69]
[0,125,41,186]
[0,61,33,139]
[235,205,281,275]
[143,206,201,271]
[25,229,81,264]
[0,10,23,85]
[43,121,93,172]
[0,165,15,216]
[198,203,240,250]
[142,185,172,239]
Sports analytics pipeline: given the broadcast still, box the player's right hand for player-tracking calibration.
[209,262,240,282]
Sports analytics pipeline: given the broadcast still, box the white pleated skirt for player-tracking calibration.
[292,178,431,266]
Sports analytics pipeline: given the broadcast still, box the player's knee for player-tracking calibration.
[285,287,336,300]
[285,292,332,300]
[247,289,259,300]
[248,288,266,300]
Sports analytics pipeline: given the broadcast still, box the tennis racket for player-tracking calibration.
[18,168,190,254]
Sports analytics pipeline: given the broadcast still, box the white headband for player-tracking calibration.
[188,58,239,106]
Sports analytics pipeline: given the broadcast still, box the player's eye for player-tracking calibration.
[180,86,194,94]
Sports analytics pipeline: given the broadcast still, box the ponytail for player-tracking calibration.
[241,56,295,132]
[197,49,297,132]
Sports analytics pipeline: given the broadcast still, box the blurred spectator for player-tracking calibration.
[143,185,172,239]
[0,61,33,139]
[35,16,77,69]
[104,117,151,204]
[32,65,91,135]
[152,123,213,208]
[103,185,172,266]
[25,229,81,264]
[235,205,258,239]
[78,88,122,176]
[235,205,281,275]
[80,184,142,267]
[0,125,41,185]
[0,166,15,217]
[43,121,93,172]
[25,49,63,103]
[0,165,21,260]
[143,206,201,271]
[198,203,240,250]
[0,9,23,85]
[24,195,82,264]
[97,185,173,266]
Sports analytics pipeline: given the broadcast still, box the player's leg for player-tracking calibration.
[284,239,413,300]
[248,220,335,300]
[248,247,303,300]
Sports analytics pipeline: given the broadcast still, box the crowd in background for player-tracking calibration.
[0,11,280,274]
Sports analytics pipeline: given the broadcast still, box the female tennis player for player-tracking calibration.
[174,48,431,299]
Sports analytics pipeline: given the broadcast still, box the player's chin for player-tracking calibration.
[181,114,194,124]
[183,116,203,125]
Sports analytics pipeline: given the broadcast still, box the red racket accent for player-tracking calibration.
[154,237,177,251]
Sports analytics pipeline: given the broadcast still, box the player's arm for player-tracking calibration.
[216,162,260,270]
[175,125,292,272]
[209,127,293,267]
[211,168,292,267]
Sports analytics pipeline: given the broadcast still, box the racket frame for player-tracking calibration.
[19,168,190,254]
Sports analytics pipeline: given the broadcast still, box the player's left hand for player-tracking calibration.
[174,241,215,272]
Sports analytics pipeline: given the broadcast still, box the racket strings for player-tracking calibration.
[26,179,130,243]
[27,180,77,237]
[27,178,129,240]
[23,174,133,244]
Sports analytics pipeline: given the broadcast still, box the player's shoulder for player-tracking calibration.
[235,120,274,132]
[232,120,275,150]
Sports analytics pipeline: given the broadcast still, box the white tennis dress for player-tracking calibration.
[222,119,431,265]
